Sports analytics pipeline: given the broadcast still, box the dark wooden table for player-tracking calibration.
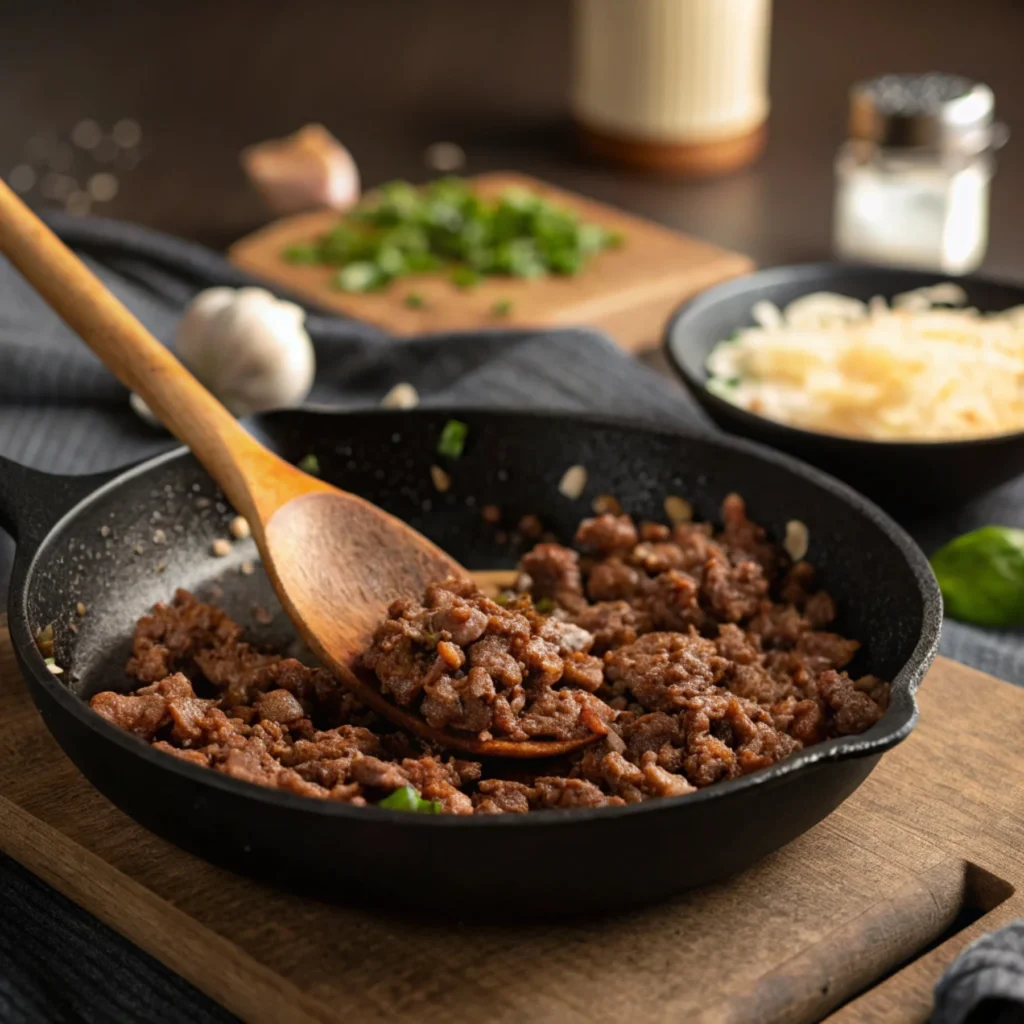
[3,0,1022,276]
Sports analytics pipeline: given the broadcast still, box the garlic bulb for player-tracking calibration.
[132,287,315,423]
[240,124,360,214]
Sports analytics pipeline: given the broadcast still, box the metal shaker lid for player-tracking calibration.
[849,73,1006,153]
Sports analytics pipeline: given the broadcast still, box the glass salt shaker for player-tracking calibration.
[833,73,1008,274]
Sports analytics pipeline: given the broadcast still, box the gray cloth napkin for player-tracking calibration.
[933,923,1024,1024]
[0,212,1022,1024]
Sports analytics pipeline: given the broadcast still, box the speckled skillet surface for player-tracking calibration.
[0,408,941,916]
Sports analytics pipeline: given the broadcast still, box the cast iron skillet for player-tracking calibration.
[0,408,941,917]
[663,263,1024,515]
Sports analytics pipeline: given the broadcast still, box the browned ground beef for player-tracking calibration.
[90,494,889,815]
[360,578,613,742]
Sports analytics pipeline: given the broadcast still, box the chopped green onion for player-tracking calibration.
[297,453,321,475]
[282,243,321,264]
[334,261,387,293]
[491,299,513,317]
[437,419,469,459]
[535,597,556,613]
[403,292,427,309]
[378,784,442,813]
[449,266,481,289]
[280,176,624,295]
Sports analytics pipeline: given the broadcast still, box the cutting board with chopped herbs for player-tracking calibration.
[2,621,1024,1024]
[228,172,753,352]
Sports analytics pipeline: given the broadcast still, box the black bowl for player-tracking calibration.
[663,263,1024,515]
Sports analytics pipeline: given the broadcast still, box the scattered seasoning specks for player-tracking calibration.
[784,520,809,561]
[211,538,232,558]
[195,497,212,510]
[482,504,501,524]
[75,602,88,617]
[229,515,251,540]
[430,465,452,493]
[240,560,257,576]
[664,496,694,525]
[381,382,419,409]
[99,525,110,538]
[35,624,54,658]
[558,465,588,500]
[152,528,167,545]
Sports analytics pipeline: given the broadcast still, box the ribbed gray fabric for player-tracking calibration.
[0,212,1021,1023]
[0,851,237,1024]
[932,923,1024,1024]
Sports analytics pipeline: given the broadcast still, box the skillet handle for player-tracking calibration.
[0,454,127,549]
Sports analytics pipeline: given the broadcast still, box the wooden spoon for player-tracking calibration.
[0,181,600,759]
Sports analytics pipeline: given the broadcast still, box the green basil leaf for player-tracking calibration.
[930,526,1024,628]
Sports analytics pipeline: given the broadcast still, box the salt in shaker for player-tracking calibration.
[833,73,1008,274]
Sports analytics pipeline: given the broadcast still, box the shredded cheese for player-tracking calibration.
[706,286,1024,440]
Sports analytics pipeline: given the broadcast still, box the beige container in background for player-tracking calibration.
[572,0,772,176]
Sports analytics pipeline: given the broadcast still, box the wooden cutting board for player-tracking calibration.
[1,621,1023,1024]
[228,172,753,352]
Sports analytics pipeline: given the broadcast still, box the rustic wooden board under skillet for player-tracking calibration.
[227,172,754,353]
[0,622,1021,1024]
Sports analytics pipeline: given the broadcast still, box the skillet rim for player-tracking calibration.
[8,407,942,829]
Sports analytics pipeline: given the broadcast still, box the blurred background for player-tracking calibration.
[1,0,1020,272]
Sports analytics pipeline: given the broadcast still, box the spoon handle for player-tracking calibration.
[0,177,296,523]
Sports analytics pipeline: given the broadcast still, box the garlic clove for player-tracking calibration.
[240,124,360,215]
[174,286,316,418]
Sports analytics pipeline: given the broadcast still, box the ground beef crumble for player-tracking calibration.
[89,495,889,815]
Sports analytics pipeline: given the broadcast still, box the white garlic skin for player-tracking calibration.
[174,287,316,417]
